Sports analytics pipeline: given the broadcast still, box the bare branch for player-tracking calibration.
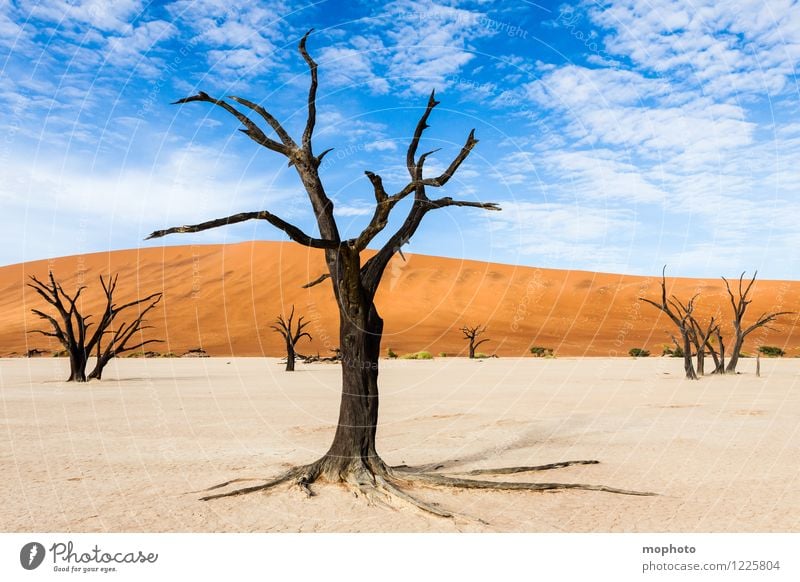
[407,90,440,179]
[146,211,340,249]
[227,95,297,149]
[173,92,288,155]
[420,129,479,188]
[431,197,501,211]
[298,30,318,153]
[302,273,331,289]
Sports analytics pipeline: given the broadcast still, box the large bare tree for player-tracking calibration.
[640,267,698,380]
[271,305,312,372]
[28,273,162,382]
[461,324,489,359]
[722,272,792,373]
[147,32,651,515]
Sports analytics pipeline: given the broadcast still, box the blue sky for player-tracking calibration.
[2,0,800,278]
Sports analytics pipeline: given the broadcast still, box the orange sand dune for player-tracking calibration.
[1,242,798,357]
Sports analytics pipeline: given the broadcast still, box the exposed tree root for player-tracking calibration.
[199,468,303,501]
[195,457,656,518]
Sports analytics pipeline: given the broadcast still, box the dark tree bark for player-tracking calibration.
[461,324,489,358]
[147,31,653,516]
[688,314,719,377]
[271,305,312,372]
[640,267,698,380]
[714,327,726,374]
[28,273,162,382]
[722,272,792,373]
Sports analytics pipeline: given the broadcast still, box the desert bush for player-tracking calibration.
[629,347,650,358]
[387,347,398,359]
[399,351,433,360]
[530,346,553,357]
[51,349,68,358]
[438,352,447,357]
[474,352,489,359]
[662,345,683,357]
[758,345,785,357]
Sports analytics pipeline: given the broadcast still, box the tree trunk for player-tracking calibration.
[68,349,87,382]
[726,334,743,373]
[286,340,296,372]
[320,300,383,476]
[696,348,705,376]
[682,331,697,380]
[88,354,111,380]
[468,340,476,359]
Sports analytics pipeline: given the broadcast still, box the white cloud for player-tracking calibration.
[485,201,640,272]
[0,145,302,264]
[166,0,289,79]
[588,0,800,101]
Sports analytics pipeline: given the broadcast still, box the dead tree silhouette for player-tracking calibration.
[146,31,653,517]
[461,324,490,358]
[28,273,162,382]
[271,305,312,371]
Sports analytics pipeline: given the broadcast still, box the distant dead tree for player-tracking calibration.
[723,272,792,373]
[640,267,698,380]
[147,31,651,515]
[271,305,312,371]
[27,273,162,382]
[461,324,489,359]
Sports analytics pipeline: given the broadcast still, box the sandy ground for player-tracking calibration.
[1,356,799,533]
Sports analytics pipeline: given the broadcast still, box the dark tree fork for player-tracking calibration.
[148,31,653,517]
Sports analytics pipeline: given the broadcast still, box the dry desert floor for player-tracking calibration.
[1,356,798,532]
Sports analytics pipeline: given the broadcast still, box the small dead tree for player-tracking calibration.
[28,272,162,382]
[640,267,698,380]
[146,31,651,517]
[271,305,312,371]
[723,272,792,373]
[461,324,489,359]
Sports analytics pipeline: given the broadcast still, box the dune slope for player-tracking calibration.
[1,242,798,357]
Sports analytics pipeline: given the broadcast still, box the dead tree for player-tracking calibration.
[687,314,719,376]
[271,305,312,371]
[461,324,489,358]
[640,267,698,380]
[146,31,652,517]
[723,272,792,373]
[28,273,162,382]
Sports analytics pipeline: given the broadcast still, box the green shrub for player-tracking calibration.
[662,345,683,357]
[758,345,785,357]
[629,347,650,358]
[51,349,68,358]
[438,352,447,357]
[530,346,553,357]
[474,352,489,359]
[399,351,433,360]
[387,347,398,359]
